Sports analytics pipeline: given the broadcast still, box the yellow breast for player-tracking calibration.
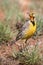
[23,21,36,39]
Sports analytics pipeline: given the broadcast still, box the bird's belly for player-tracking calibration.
[22,25,36,39]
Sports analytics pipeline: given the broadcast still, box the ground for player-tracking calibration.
[0,35,43,65]
[0,0,43,65]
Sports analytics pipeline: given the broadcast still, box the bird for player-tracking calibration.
[16,13,36,42]
[11,13,36,46]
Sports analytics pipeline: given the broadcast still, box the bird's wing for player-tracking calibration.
[16,20,30,40]
[21,20,30,31]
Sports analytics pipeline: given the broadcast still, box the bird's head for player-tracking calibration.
[29,13,36,26]
[29,13,35,22]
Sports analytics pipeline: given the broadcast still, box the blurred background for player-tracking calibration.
[0,0,43,65]
[0,0,43,36]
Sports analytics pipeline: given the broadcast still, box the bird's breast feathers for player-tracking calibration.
[22,20,36,39]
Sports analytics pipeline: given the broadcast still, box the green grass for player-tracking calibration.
[13,44,43,65]
[1,0,43,36]
[36,14,43,35]
[0,0,43,65]
[0,0,24,24]
[0,22,14,43]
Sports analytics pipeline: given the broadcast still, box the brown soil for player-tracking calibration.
[0,35,43,65]
[0,0,43,65]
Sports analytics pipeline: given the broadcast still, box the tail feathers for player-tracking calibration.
[10,37,20,46]
[16,32,22,41]
[10,39,17,46]
[10,32,22,46]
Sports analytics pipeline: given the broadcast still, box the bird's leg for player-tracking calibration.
[32,36,36,40]
[21,39,28,51]
[25,39,28,43]
[19,39,27,51]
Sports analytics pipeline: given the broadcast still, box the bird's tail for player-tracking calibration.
[10,37,19,45]
[10,40,15,46]
[10,32,22,46]
[10,39,18,46]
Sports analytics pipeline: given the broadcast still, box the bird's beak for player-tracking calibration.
[29,13,35,21]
